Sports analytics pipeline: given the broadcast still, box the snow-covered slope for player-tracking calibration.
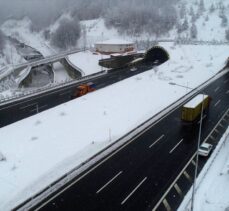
[1,17,52,56]
[176,0,229,41]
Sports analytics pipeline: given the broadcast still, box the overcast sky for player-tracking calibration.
[0,0,70,26]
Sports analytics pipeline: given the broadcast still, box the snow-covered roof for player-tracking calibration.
[183,94,208,108]
[95,39,134,45]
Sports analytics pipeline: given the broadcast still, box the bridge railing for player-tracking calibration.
[0,69,107,105]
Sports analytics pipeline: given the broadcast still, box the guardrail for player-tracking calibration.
[0,69,107,105]
[0,47,88,81]
[154,39,229,45]
[13,68,229,211]
[153,108,229,211]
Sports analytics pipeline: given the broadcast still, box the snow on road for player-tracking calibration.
[0,43,228,210]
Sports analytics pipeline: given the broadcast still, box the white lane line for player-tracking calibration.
[169,139,183,154]
[121,177,147,205]
[96,171,123,194]
[197,114,207,124]
[214,99,221,107]
[19,103,37,110]
[214,87,219,92]
[59,91,71,96]
[226,90,229,94]
[149,134,165,148]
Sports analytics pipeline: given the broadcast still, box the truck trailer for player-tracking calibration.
[181,94,211,122]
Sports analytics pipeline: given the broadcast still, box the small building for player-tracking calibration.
[95,39,135,54]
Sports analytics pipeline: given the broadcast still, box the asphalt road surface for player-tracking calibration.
[28,71,229,211]
[0,63,154,128]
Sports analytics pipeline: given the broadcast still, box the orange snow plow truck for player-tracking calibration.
[71,82,96,99]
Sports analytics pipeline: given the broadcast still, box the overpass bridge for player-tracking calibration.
[0,48,87,81]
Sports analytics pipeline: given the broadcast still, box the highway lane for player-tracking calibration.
[30,71,229,211]
[0,63,154,128]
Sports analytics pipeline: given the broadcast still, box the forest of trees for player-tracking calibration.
[0,0,229,47]
[0,30,6,53]
[51,18,81,50]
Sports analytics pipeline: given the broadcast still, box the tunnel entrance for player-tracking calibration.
[144,46,170,65]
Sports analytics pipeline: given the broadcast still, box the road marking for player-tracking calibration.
[197,114,207,124]
[162,199,172,211]
[149,134,165,148]
[96,171,122,194]
[222,118,227,123]
[183,171,192,182]
[214,99,221,107]
[152,108,229,211]
[174,183,183,197]
[121,177,147,205]
[30,105,47,113]
[209,135,216,140]
[214,129,220,134]
[191,160,196,166]
[19,103,37,110]
[214,87,219,92]
[59,91,71,96]
[219,123,225,128]
[169,139,183,154]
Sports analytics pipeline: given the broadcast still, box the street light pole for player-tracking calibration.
[169,82,205,211]
[190,93,204,211]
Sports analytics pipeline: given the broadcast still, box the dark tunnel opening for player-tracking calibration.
[144,46,170,65]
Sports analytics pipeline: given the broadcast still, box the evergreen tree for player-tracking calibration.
[190,23,197,39]
[51,18,81,50]
[199,0,205,11]
[0,30,6,53]
[182,18,189,31]
[221,14,228,27]
[225,29,229,41]
[210,4,215,13]
[179,4,186,19]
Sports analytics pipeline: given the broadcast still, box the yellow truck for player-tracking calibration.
[181,94,211,122]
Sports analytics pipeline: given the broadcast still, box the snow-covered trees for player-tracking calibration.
[104,0,177,36]
[0,151,6,161]
[51,18,81,50]
[177,18,189,34]
[209,4,215,13]
[221,14,228,27]
[226,29,229,41]
[190,23,198,39]
[0,30,6,53]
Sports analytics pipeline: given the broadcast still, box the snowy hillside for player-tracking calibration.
[1,17,52,56]
[176,0,229,41]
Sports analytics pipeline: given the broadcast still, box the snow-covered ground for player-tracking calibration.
[52,62,71,83]
[1,17,52,57]
[177,0,229,41]
[179,128,229,211]
[67,50,109,75]
[0,42,228,210]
